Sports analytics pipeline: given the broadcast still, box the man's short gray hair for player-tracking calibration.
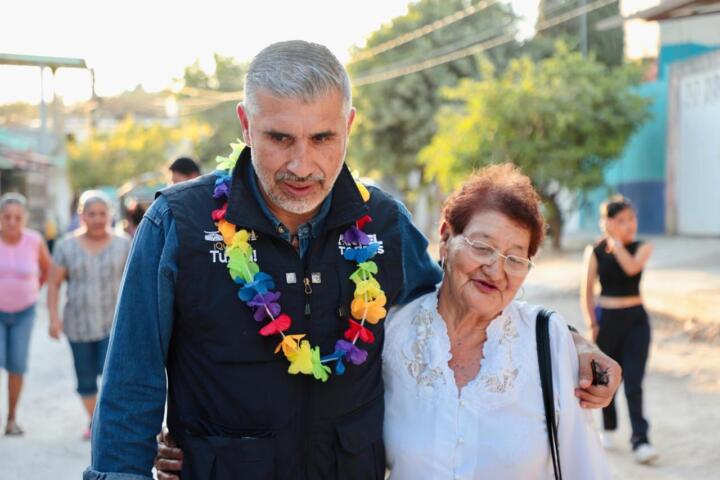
[78,189,111,214]
[0,192,27,212]
[244,40,352,116]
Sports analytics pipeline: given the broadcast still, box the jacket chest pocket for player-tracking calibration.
[302,263,346,338]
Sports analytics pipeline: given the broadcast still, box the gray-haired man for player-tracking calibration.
[86,40,619,480]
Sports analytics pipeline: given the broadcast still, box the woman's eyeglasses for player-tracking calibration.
[460,236,533,277]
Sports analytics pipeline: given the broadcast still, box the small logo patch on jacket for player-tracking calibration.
[204,230,257,264]
[204,230,223,242]
[337,233,384,256]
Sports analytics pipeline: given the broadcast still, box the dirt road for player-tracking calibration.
[1,247,719,479]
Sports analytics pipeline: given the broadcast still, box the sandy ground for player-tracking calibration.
[1,242,719,479]
[529,294,720,480]
[0,295,90,480]
[524,235,720,479]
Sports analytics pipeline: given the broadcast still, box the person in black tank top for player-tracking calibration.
[581,196,659,465]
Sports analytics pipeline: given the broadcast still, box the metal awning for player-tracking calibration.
[0,53,87,70]
[596,0,720,31]
[0,146,51,171]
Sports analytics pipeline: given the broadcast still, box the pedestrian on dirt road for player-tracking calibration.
[46,190,130,439]
[0,193,52,436]
[581,195,659,465]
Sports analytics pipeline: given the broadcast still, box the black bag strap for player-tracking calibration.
[536,308,562,480]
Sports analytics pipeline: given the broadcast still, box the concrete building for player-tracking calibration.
[0,54,90,231]
[578,0,720,235]
[0,130,52,230]
[666,48,720,234]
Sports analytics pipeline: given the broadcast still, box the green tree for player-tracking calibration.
[347,0,520,200]
[532,0,624,66]
[0,102,37,125]
[420,45,650,248]
[180,54,248,165]
[67,116,210,191]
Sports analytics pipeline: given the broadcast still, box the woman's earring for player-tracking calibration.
[440,256,446,271]
[516,286,525,300]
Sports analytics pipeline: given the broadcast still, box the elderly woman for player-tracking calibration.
[47,190,131,438]
[0,193,51,435]
[383,164,610,478]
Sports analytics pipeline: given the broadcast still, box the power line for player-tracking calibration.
[537,0,616,32]
[352,0,618,87]
[354,30,518,86]
[358,21,515,81]
[350,0,502,63]
[171,86,243,116]
[170,0,618,111]
[179,86,242,102]
[538,0,582,21]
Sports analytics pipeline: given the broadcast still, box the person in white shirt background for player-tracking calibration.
[383,163,611,479]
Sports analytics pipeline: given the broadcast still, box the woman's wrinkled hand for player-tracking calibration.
[155,427,184,480]
[575,342,622,409]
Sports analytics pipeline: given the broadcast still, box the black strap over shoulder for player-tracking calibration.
[536,308,562,480]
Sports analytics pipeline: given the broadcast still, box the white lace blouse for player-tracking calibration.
[382,291,612,480]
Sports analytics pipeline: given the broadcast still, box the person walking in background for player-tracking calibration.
[122,200,146,238]
[0,193,51,435]
[168,156,201,184]
[581,195,658,464]
[47,190,130,439]
[44,214,59,253]
[67,194,82,233]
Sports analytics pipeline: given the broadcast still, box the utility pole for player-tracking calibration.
[39,66,47,154]
[580,0,588,57]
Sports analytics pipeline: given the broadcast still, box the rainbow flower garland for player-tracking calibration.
[211,141,387,382]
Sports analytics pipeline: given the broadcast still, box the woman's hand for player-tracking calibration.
[155,427,184,480]
[571,332,621,408]
[604,237,616,253]
[49,318,63,340]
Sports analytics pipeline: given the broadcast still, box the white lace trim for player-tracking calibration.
[395,293,533,411]
[403,305,447,387]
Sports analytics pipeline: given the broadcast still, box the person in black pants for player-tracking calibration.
[581,195,659,465]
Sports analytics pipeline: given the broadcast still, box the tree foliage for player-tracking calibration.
[420,44,650,247]
[347,0,520,196]
[67,116,211,191]
[180,54,248,165]
[533,0,623,66]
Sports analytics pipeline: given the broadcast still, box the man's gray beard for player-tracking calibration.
[265,186,325,215]
[252,153,346,216]
[254,167,338,215]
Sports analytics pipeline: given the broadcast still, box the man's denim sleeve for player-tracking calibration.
[84,195,178,480]
[395,200,443,305]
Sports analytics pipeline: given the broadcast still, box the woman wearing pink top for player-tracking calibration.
[0,193,51,435]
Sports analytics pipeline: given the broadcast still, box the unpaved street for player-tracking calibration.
[1,245,719,479]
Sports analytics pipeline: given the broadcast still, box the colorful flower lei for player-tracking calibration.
[211,141,387,382]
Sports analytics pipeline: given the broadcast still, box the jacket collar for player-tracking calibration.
[224,147,368,235]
